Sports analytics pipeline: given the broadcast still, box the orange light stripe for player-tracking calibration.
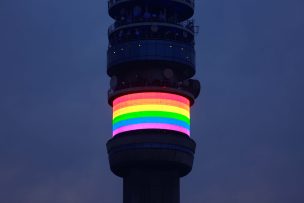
[113,99,189,112]
[113,92,189,106]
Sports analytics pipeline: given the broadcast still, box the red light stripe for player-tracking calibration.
[113,92,189,106]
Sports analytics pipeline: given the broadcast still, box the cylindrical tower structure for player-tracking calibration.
[106,0,200,202]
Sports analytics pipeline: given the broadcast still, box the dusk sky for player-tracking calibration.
[1,0,304,202]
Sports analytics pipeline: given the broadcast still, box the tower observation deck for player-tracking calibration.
[106,0,200,202]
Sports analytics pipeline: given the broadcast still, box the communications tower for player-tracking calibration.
[106,0,200,202]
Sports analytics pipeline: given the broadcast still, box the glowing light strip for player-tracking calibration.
[113,105,189,119]
[113,99,189,111]
[112,92,191,136]
[113,117,190,130]
[113,123,190,136]
[113,92,189,106]
[113,111,190,124]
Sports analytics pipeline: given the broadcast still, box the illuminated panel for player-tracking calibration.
[112,92,190,136]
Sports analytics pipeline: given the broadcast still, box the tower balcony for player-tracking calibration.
[108,0,194,22]
[108,19,195,45]
[107,132,196,177]
[107,40,195,78]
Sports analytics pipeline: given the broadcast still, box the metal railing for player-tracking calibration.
[108,19,195,35]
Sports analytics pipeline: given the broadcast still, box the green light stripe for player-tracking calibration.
[113,111,190,124]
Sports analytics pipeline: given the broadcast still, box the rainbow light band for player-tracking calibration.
[112,92,191,136]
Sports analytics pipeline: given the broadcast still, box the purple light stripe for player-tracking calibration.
[112,123,190,137]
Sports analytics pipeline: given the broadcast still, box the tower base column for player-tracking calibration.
[123,168,180,203]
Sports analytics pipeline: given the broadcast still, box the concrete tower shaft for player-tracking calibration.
[106,0,200,202]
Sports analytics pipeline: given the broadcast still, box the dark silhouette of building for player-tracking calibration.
[106,0,200,202]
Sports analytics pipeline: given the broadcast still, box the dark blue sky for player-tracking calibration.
[1,0,304,202]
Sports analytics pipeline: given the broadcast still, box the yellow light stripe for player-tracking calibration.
[113,105,190,119]
[113,99,189,112]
